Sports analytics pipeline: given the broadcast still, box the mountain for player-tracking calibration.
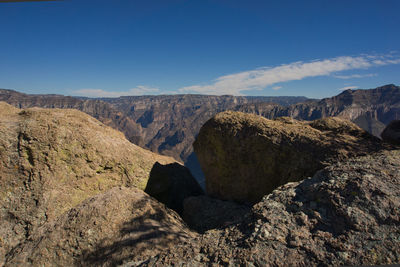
[1,84,399,184]
[0,89,309,183]
[236,84,400,136]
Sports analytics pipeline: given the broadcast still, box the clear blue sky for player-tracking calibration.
[1,0,399,98]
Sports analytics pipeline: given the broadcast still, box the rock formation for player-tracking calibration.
[6,186,195,266]
[0,102,179,264]
[1,84,399,185]
[138,149,400,266]
[194,111,382,203]
[144,162,204,214]
[381,120,400,145]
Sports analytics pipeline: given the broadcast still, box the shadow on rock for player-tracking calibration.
[145,162,204,215]
[80,197,191,266]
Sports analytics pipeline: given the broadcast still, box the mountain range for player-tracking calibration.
[1,84,399,184]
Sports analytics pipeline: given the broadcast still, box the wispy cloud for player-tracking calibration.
[272,86,282,90]
[74,86,160,98]
[178,54,400,95]
[333,73,377,79]
[338,86,358,91]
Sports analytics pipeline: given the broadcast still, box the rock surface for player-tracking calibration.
[0,102,177,264]
[139,149,400,266]
[6,186,195,266]
[194,111,382,203]
[381,120,400,145]
[183,195,250,233]
[144,162,204,214]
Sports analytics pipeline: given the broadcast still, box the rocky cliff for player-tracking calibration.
[0,102,183,264]
[137,149,400,266]
[236,84,400,137]
[194,111,382,203]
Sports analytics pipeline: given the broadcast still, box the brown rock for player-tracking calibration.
[139,150,400,266]
[194,111,381,203]
[0,102,176,264]
[6,186,196,266]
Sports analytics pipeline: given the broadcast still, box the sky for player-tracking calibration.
[0,0,399,99]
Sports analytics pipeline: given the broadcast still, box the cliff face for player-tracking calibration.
[236,84,400,136]
[0,102,178,264]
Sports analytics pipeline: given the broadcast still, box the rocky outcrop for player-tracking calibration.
[6,186,195,266]
[0,102,177,264]
[144,162,204,214]
[194,111,382,203]
[381,120,400,145]
[138,149,400,266]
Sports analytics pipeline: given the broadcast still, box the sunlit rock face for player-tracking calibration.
[194,111,382,203]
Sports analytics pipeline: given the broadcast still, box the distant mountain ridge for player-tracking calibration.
[1,84,399,183]
[235,84,400,136]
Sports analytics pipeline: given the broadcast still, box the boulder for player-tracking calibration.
[0,102,177,263]
[194,111,382,203]
[381,120,400,145]
[6,186,195,266]
[139,150,400,266]
[144,162,204,214]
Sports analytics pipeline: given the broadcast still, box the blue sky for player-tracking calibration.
[0,0,399,98]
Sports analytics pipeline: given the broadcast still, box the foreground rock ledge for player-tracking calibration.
[136,149,400,266]
[6,186,196,266]
[0,102,177,263]
[194,111,382,203]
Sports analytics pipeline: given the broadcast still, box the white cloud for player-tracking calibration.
[178,54,400,95]
[74,85,160,98]
[272,86,282,90]
[338,86,358,91]
[333,73,377,79]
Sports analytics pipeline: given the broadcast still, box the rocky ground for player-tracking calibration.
[133,149,400,266]
[0,102,195,265]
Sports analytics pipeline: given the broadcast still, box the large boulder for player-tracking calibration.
[0,102,177,263]
[6,186,196,266]
[381,120,400,145]
[138,149,400,266]
[194,111,382,203]
[144,162,204,214]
